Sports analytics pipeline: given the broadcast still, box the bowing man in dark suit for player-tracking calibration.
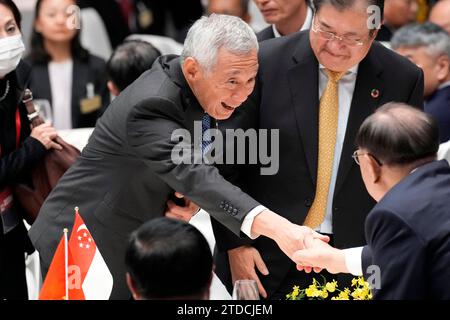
[294,103,450,300]
[29,14,327,300]
[210,0,424,299]
[254,0,313,41]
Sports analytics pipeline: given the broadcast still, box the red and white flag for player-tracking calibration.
[39,209,113,300]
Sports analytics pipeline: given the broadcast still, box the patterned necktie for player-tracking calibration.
[202,113,212,155]
[303,70,344,229]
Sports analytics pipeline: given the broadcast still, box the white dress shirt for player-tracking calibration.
[48,59,73,130]
[272,6,313,38]
[317,64,359,234]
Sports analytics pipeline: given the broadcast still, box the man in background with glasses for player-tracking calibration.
[211,0,424,299]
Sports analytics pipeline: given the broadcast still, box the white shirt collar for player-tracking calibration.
[438,80,450,90]
[272,6,313,38]
[319,63,359,76]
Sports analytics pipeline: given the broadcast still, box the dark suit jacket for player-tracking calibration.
[425,85,450,143]
[212,31,424,298]
[257,26,275,42]
[362,160,450,299]
[28,55,261,299]
[26,55,110,129]
[375,24,394,42]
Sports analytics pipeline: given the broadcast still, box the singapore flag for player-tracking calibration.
[39,210,113,300]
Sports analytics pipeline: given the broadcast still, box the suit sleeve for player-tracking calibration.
[126,97,261,237]
[364,208,427,299]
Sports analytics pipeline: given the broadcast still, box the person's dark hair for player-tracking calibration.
[28,0,89,64]
[239,0,250,16]
[356,102,439,166]
[106,40,161,92]
[125,217,213,300]
[312,0,384,34]
[0,0,21,30]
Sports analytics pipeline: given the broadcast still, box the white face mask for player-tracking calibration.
[0,34,25,78]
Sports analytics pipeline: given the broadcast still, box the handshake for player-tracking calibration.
[249,209,350,275]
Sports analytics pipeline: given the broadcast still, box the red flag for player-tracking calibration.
[39,210,113,300]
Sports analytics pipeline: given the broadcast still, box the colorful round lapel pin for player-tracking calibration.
[371,89,380,99]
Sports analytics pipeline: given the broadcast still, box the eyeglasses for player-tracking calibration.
[311,16,367,47]
[352,150,383,166]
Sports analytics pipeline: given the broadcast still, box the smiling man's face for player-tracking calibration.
[309,3,377,72]
[187,47,259,120]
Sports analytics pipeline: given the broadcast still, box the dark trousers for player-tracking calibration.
[0,222,32,300]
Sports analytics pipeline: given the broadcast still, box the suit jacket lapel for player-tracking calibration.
[36,64,52,107]
[287,35,320,185]
[334,47,385,196]
[72,59,88,127]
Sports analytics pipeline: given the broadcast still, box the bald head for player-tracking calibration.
[356,103,439,166]
[429,0,450,35]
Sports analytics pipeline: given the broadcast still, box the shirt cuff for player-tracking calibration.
[343,246,364,276]
[240,205,267,240]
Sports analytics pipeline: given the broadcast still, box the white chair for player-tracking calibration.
[190,210,232,300]
[24,220,42,300]
[126,34,184,56]
[80,8,113,61]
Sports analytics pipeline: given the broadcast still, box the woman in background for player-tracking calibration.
[0,0,60,299]
[27,0,109,130]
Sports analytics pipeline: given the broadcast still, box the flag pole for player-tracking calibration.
[63,228,69,300]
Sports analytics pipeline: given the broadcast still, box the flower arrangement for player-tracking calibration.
[286,276,373,300]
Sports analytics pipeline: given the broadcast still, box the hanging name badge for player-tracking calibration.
[80,83,102,114]
[137,2,153,29]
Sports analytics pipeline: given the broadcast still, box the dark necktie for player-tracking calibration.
[202,113,212,155]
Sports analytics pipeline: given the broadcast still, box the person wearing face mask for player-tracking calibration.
[0,0,62,300]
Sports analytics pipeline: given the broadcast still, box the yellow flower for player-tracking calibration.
[286,277,372,300]
[305,284,322,298]
[325,280,338,293]
[337,290,350,300]
[358,277,366,287]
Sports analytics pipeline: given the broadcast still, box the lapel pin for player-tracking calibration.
[371,89,380,99]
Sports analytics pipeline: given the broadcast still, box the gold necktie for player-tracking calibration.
[303,70,344,229]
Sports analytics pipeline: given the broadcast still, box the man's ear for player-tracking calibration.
[107,80,120,97]
[436,55,450,82]
[182,57,201,82]
[366,155,381,184]
[126,272,140,300]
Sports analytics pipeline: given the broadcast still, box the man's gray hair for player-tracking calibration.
[391,23,450,59]
[181,14,258,73]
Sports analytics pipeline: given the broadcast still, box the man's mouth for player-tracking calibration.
[221,102,235,111]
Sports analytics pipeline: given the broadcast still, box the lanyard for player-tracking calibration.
[0,106,21,157]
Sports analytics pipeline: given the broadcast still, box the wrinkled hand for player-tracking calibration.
[272,223,330,263]
[251,210,330,264]
[228,246,269,298]
[293,238,347,274]
[165,192,200,222]
[30,123,62,150]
